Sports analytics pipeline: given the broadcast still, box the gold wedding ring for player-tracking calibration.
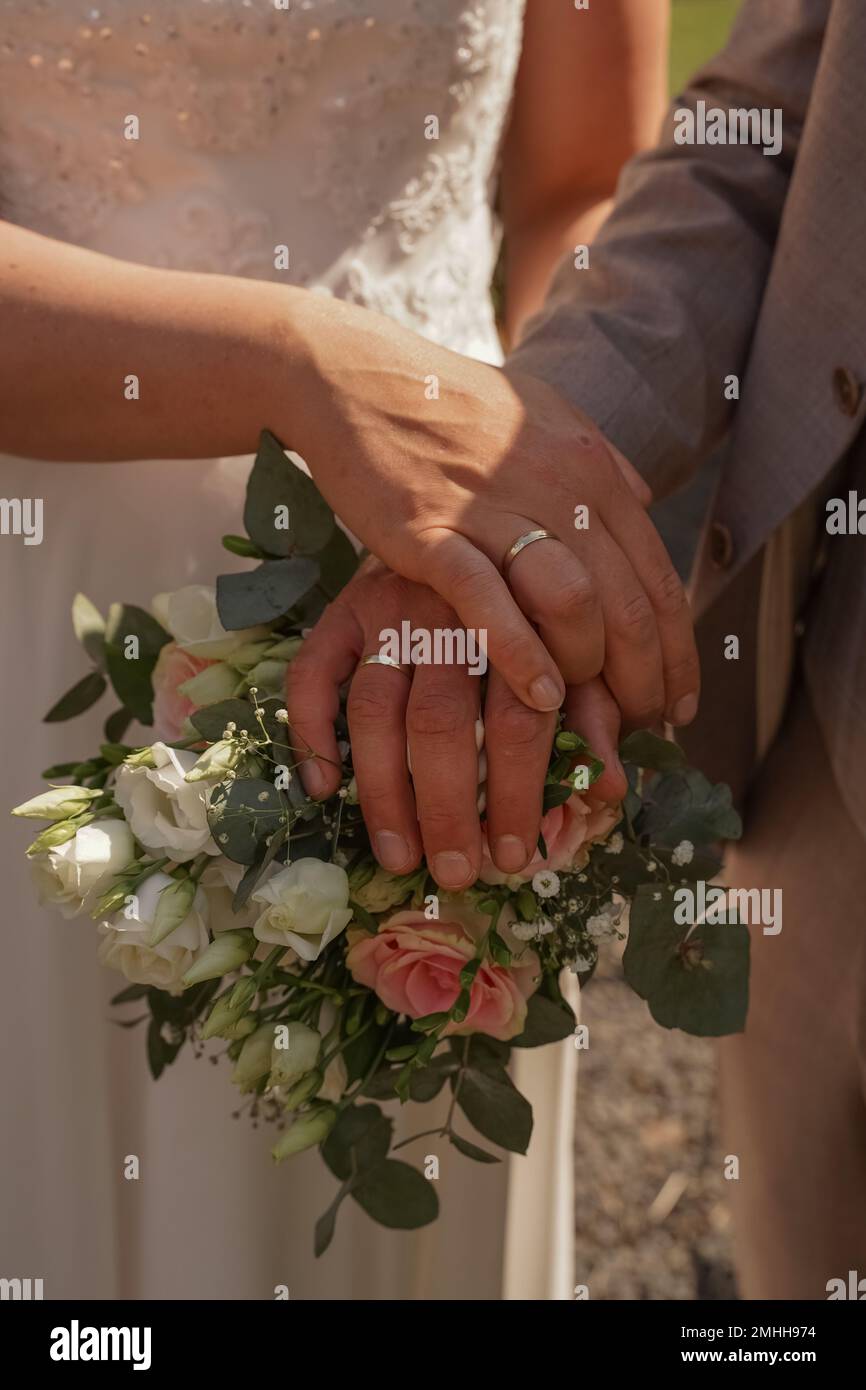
[359,654,412,676]
[502,528,556,577]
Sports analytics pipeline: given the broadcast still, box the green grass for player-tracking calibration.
[670,0,743,94]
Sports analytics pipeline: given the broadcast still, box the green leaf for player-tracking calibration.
[619,729,686,773]
[110,983,150,1006]
[638,769,743,847]
[104,603,171,725]
[314,1201,341,1258]
[41,759,102,779]
[233,824,288,909]
[104,708,134,743]
[449,1133,501,1163]
[43,670,107,723]
[351,1160,439,1230]
[454,1063,533,1154]
[207,777,290,866]
[244,430,334,557]
[622,884,750,1036]
[322,1104,393,1181]
[216,557,319,629]
[221,533,266,559]
[189,698,260,742]
[542,782,573,813]
[511,993,576,1048]
[71,592,106,666]
[317,524,359,599]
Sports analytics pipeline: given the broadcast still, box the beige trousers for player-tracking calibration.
[719,688,866,1299]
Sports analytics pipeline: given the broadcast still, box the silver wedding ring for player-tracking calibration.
[502,527,556,576]
[359,654,412,677]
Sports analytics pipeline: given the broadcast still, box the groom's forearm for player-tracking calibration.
[508,0,827,500]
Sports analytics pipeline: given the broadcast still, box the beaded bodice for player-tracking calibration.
[0,0,524,359]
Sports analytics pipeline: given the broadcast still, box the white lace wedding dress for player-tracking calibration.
[0,0,576,1300]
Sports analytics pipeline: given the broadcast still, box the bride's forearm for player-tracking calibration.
[0,220,320,462]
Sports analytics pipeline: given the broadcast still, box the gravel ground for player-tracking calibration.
[573,944,738,1301]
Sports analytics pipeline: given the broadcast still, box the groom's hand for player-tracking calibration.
[284,560,627,891]
[288,298,699,728]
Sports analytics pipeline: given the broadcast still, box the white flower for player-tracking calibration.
[532,869,561,899]
[251,858,353,962]
[671,839,695,867]
[152,584,269,659]
[30,819,136,919]
[570,953,594,973]
[351,865,415,914]
[97,871,209,994]
[512,916,555,942]
[114,743,218,863]
[586,903,620,941]
[604,832,624,856]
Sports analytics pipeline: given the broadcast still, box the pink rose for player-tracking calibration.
[152,643,216,742]
[479,793,621,886]
[346,902,539,1042]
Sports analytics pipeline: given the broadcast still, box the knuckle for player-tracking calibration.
[408,689,468,741]
[650,566,687,617]
[490,701,546,751]
[552,574,598,624]
[615,590,656,644]
[348,682,397,728]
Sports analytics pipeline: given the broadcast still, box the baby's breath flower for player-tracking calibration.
[671,839,695,867]
[274,708,289,725]
[604,831,624,856]
[532,869,560,899]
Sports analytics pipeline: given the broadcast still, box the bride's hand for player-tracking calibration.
[288,296,699,729]
[283,558,627,891]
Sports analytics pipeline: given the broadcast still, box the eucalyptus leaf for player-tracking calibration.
[244,430,334,557]
[232,824,289,909]
[190,698,261,742]
[638,769,743,846]
[454,1063,533,1154]
[321,1104,393,1181]
[511,993,576,1048]
[103,603,171,725]
[622,884,749,1036]
[449,1133,501,1163]
[216,557,319,629]
[351,1160,439,1230]
[619,729,686,773]
[71,592,106,666]
[43,671,106,723]
[317,523,359,598]
[207,778,290,866]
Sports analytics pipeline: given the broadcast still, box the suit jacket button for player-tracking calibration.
[709,521,734,570]
[832,366,863,417]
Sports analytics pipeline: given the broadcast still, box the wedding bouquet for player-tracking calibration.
[13,433,748,1253]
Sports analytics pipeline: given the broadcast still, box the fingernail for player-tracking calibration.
[493,835,527,873]
[303,761,327,797]
[670,692,698,726]
[374,831,412,873]
[529,675,563,711]
[431,851,473,889]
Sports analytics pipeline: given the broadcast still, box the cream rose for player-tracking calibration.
[251,859,353,961]
[30,819,136,919]
[114,743,218,862]
[152,584,270,659]
[97,871,209,993]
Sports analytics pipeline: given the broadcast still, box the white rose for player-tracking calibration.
[30,819,136,919]
[152,584,270,658]
[97,871,209,993]
[252,858,353,961]
[199,859,276,942]
[114,743,218,862]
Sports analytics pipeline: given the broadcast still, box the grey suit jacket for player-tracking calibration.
[509,0,866,805]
